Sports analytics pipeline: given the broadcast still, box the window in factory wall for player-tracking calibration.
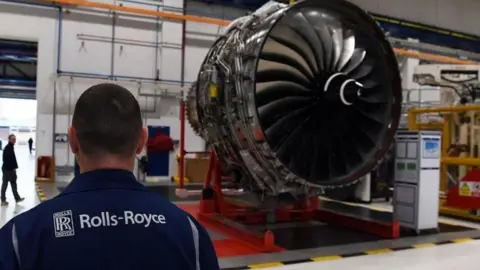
[0,98,37,146]
[0,38,38,203]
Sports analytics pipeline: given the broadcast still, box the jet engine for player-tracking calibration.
[187,0,402,201]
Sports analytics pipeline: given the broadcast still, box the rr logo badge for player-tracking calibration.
[53,210,75,238]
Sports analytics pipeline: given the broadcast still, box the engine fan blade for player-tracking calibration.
[256,81,311,107]
[262,38,314,78]
[258,96,310,129]
[342,49,366,74]
[336,30,355,71]
[301,8,333,71]
[256,62,312,88]
[286,10,325,72]
[270,23,319,75]
[260,51,314,80]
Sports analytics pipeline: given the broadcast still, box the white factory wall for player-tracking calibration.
[351,0,480,36]
[0,0,245,177]
[0,0,455,176]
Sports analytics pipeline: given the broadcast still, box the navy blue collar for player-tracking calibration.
[60,169,147,196]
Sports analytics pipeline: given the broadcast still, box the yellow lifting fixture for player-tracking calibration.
[408,103,480,220]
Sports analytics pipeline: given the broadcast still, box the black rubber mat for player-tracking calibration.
[321,200,475,232]
[271,223,381,250]
[258,200,476,250]
[320,200,393,223]
[268,221,474,250]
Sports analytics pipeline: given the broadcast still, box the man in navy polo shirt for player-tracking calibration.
[0,83,219,270]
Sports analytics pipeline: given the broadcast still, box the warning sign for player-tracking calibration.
[460,182,471,196]
[459,181,480,197]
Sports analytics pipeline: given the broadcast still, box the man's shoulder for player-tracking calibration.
[0,202,44,237]
[7,198,56,226]
[144,191,191,217]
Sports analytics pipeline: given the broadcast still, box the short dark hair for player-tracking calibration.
[72,83,142,157]
[8,134,15,140]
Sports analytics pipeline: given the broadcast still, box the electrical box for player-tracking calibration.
[393,131,441,233]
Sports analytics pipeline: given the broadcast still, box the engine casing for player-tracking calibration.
[187,0,402,199]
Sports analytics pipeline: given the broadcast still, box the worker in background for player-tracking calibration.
[28,137,33,154]
[0,83,219,270]
[1,134,24,206]
[138,155,148,182]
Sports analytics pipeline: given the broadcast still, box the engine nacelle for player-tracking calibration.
[187,0,402,199]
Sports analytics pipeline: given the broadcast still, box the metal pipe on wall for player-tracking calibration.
[110,11,117,77]
[44,0,230,25]
[57,71,194,85]
[394,48,476,65]
[180,0,186,87]
[52,81,57,157]
[57,5,64,74]
[54,0,186,84]
[178,99,185,189]
[67,78,73,165]
[77,34,182,49]
[1,0,476,65]
[56,4,190,87]
[0,0,56,8]
[56,7,63,73]
[41,0,477,64]
[119,0,181,12]
[56,73,182,100]
[154,5,160,80]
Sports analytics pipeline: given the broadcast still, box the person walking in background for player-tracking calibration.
[1,134,24,206]
[28,137,33,154]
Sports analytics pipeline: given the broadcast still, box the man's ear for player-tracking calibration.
[136,127,148,155]
[68,127,79,154]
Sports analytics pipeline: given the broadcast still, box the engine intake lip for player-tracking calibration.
[250,0,402,187]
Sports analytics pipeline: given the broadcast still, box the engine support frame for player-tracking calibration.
[177,94,400,252]
[196,149,400,252]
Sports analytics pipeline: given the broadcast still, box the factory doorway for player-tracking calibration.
[0,38,38,209]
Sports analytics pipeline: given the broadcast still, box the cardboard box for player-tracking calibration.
[185,157,209,182]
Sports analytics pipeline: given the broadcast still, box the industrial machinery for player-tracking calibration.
[187,0,401,202]
[410,64,480,220]
[180,0,403,250]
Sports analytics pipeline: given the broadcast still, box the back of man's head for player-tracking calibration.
[70,83,145,163]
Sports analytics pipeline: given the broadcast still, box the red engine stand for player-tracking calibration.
[197,149,399,253]
[446,168,480,209]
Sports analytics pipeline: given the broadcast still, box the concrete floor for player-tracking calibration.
[3,154,480,269]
